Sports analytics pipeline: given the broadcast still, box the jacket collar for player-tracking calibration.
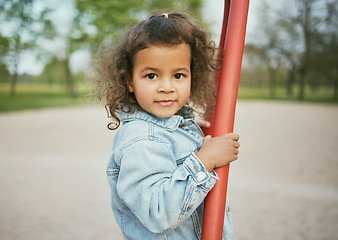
[119,109,184,131]
[119,105,196,131]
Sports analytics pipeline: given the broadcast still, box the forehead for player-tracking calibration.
[133,43,191,69]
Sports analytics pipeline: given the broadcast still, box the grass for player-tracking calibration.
[0,83,337,113]
[238,86,338,103]
[0,83,93,113]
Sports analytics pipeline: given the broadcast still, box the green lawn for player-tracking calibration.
[0,83,336,113]
[238,86,338,103]
[0,83,92,113]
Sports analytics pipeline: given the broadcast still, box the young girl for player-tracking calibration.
[97,12,240,239]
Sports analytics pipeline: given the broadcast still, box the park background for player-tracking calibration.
[0,0,337,108]
[0,0,337,239]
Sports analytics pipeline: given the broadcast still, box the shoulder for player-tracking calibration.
[114,120,153,145]
[113,109,189,152]
[115,109,183,142]
[112,119,175,165]
[113,119,171,150]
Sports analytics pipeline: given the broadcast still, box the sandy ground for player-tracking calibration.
[0,101,337,240]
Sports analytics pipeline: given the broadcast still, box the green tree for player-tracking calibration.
[270,13,301,98]
[74,0,204,54]
[309,1,338,99]
[324,1,338,99]
[38,56,65,86]
[248,2,285,98]
[275,0,322,100]
[0,33,10,83]
[249,0,334,101]
[0,0,55,96]
[56,0,203,98]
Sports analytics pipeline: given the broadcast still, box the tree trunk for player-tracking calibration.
[269,67,276,98]
[334,65,338,100]
[64,57,77,98]
[298,67,305,101]
[297,0,315,101]
[286,63,295,97]
[10,73,18,97]
[10,56,20,97]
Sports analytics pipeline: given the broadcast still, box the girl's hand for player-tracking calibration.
[196,133,240,172]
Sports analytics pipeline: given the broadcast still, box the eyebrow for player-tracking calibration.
[140,67,190,73]
[175,67,190,72]
[140,67,158,72]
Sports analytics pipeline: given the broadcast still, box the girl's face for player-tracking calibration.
[129,43,191,118]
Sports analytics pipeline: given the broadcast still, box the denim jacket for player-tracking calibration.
[106,107,233,239]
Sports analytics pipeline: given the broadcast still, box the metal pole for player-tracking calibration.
[201,0,250,239]
[203,0,230,137]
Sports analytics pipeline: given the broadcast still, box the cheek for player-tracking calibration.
[133,88,151,106]
[182,81,191,101]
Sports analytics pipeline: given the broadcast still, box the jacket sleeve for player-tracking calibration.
[115,137,218,234]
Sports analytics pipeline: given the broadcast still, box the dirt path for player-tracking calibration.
[230,101,338,239]
[0,101,337,240]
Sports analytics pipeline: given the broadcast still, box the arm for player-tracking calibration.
[116,138,218,234]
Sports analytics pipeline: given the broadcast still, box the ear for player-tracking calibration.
[127,80,134,93]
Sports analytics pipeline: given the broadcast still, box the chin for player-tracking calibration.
[153,111,177,119]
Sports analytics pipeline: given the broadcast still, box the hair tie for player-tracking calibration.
[162,13,169,19]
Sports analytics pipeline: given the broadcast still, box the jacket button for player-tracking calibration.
[196,171,207,181]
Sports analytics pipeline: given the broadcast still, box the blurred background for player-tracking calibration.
[1,0,338,240]
[0,0,337,112]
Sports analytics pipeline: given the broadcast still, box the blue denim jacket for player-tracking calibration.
[106,107,233,239]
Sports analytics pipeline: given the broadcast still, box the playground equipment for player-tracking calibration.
[201,0,250,239]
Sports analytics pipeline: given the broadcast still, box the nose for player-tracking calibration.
[158,77,175,93]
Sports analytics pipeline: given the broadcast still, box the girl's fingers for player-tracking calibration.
[233,141,240,148]
[231,133,240,141]
[225,133,239,141]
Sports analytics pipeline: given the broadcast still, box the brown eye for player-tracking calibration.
[174,73,184,79]
[146,73,157,80]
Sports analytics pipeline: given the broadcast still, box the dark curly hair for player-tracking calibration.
[95,12,219,130]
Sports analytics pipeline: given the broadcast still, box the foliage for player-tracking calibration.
[1,0,337,113]
[29,0,204,98]
[0,0,56,96]
[0,82,336,113]
[33,57,86,86]
[243,0,338,100]
[73,0,204,54]
[0,62,10,83]
[32,57,66,86]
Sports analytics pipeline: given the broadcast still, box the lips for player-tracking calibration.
[155,100,176,107]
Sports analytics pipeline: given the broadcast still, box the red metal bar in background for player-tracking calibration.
[201,0,250,239]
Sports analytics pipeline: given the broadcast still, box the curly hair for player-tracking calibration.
[95,12,219,130]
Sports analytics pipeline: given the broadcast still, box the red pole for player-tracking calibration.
[203,0,230,137]
[201,0,250,239]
